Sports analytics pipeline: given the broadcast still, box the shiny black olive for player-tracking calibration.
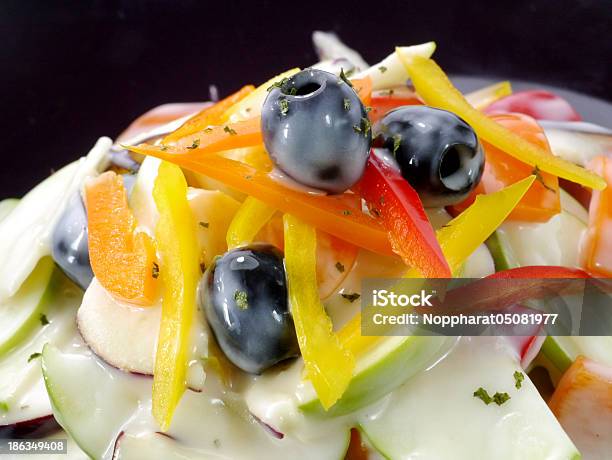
[199,244,299,374]
[375,106,484,207]
[51,193,93,290]
[261,69,371,193]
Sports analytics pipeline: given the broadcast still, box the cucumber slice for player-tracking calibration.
[359,337,580,460]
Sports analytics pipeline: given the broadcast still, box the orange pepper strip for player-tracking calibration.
[451,113,560,222]
[162,85,255,143]
[84,171,158,305]
[128,117,263,159]
[128,151,394,256]
[350,77,372,106]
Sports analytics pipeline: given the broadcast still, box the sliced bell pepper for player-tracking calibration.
[360,153,451,278]
[283,213,355,409]
[129,151,394,256]
[84,171,158,305]
[151,161,200,431]
[163,85,255,143]
[350,77,372,106]
[451,113,560,222]
[368,87,422,124]
[339,176,536,353]
[128,116,262,159]
[581,156,612,276]
[437,175,536,275]
[226,196,276,249]
[465,81,512,111]
[396,53,606,190]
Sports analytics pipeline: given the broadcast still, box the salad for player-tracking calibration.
[1,31,611,460]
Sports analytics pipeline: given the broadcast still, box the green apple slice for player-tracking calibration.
[0,257,54,357]
[0,137,109,302]
[0,198,19,222]
[298,336,453,417]
[0,269,82,426]
[359,337,580,460]
[42,346,351,460]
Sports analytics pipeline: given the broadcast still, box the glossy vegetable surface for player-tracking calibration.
[152,162,200,431]
[283,214,354,409]
[84,171,158,305]
[360,153,451,277]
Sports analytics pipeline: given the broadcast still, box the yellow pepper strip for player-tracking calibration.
[465,81,512,111]
[338,176,536,354]
[152,161,201,431]
[226,197,276,249]
[396,52,606,191]
[283,214,355,409]
[222,68,301,123]
[436,175,536,275]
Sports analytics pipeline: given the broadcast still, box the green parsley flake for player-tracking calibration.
[160,144,169,151]
[474,387,511,406]
[224,126,237,136]
[267,77,290,92]
[343,98,351,111]
[288,87,298,96]
[493,392,511,405]
[186,139,200,150]
[378,65,388,73]
[203,127,213,133]
[392,133,402,155]
[514,371,525,389]
[341,292,360,303]
[199,221,209,229]
[352,124,362,134]
[0,401,8,412]
[360,117,371,137]
[339,68,354,88]
[234,290,249,310]
[342,210,352,216]
[152,262,160,279]
[40,313,49,326]
[335,262,345,273]
[473,387,493,405]
[532,165,556,193]
[279,98,289,116]
[28,352,42,363]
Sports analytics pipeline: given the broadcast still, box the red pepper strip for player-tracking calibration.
[129,150,394,256]
[162,85,255,143]
[127,117,263,159]
[360,153,451,278]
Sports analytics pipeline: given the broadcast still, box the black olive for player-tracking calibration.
[199,244,299,374]
[375,106,484,207]
[261,69,371,193]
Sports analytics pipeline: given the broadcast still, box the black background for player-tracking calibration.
[2,0,611,199]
